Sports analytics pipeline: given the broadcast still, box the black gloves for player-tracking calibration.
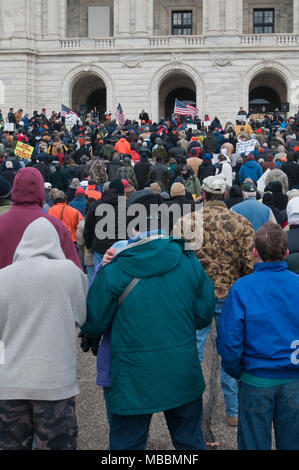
[78,331,101,356]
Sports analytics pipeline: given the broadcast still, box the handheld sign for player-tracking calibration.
[14,142,34,160]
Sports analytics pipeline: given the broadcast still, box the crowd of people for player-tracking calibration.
[0,105,299,451]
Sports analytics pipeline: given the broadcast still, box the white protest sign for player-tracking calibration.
[236,114,248,123]
[4,123,14,132]
[231,154,240,168]
[188,124,198,131]
[236,140,256,156]
[65,114,78,130]
[257,168,271,195]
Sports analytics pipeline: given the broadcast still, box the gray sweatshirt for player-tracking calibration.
[0,218,89,400]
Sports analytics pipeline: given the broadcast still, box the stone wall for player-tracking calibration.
[153,0,203,36]
[67,0,114,37]
[243,0,293,34]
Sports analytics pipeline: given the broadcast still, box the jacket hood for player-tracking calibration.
[12,167,45,207]
[265,154,274,162]
[13,217,66,263]
[244,160,259,169]
[113,236,184,278]
[269,181,283,193]
[229,185,243,197]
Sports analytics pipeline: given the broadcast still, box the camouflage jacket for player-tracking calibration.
[173,200,255,299]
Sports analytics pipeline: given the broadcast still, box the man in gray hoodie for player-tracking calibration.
[0,218,88,450]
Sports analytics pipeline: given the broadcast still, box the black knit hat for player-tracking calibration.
[0,176,12,199]
[109,178,125,194]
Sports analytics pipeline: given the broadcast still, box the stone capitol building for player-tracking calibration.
[0,0,299,124]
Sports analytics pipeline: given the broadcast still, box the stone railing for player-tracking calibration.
[149,36,170,47]
[276,34,298,45]
[58,34,298,50]
[95,38,115,47]
[184,36,205,46]
[240,35,261,45]
[241,34,299,46]
[149,35,205,47]
[59,39,81,48]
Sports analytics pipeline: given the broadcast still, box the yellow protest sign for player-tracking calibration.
[235,124,253,137]
[14,142,34,160]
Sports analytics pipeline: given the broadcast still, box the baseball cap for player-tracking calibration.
[202,176,226,195]
[242,182,256,193]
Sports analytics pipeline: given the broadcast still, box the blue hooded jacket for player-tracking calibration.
[238,160,263,184]
[216,262,299,380]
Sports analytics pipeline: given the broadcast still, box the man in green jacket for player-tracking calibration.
[81,191,215,450]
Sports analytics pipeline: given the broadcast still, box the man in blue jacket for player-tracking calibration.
[216,222,299,450]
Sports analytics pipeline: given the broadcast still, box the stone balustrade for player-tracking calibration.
[240,35,261,45]
[95,38,115,47]
[59,39,81,48]
[56,34,299,50]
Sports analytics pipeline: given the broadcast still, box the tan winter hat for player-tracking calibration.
[170,182,186,197]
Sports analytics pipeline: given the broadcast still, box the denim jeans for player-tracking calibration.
[86,265,95,285]
[238,380,299,450]
[103,388,205,451]
[196,299,238,418]
[93,252,103,270]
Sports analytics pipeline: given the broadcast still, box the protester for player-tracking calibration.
[173,175,255,427]
[232,181,277,231]
[48,190,83,243]
[0,176,12,215]
[217,222,299,450]
[0,168,81,269]
[286,196,299,274]
[81,190,216,450]
[84,179,126,268]
[238,154,263,185]
[0,218,88,450]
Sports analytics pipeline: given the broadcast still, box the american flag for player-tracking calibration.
[61,104,78,118]
[174,100,199,119]
[174,99,190,116]
[115,103,126,125]
[186,104,199,119]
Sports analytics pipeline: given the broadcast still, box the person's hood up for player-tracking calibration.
[269,181,283,193]
[13,218,65,264]
[112,236,184,279]
[244,160,259,169]
[229,185,243,198]
[12,167,45,207]
[265,154,273,162]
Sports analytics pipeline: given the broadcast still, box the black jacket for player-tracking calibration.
[134,160,152,189]
[282,161,299,189]
[107,159,123,181]
[84,189,127,254]
[198,160,216,184]
[165,195,196,234]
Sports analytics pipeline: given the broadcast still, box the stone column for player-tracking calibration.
[59,0,67,38]
[134,0,148,36]
[294,0,299,34]
[224,0,243,34]
[13,0,28,36]
[1,0,14,35]
[203,0,221,35]
[114,0,131,36]
[47,0,59,37]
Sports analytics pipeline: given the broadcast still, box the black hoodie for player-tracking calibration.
[224,185,243,209]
